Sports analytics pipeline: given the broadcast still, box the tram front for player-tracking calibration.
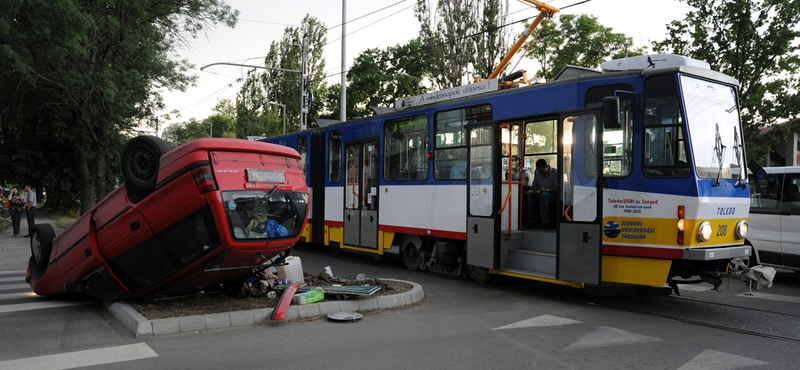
[607,57,758,290]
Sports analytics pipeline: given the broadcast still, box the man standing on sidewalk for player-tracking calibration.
[23,184,36,237]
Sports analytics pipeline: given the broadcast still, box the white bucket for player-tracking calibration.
[276,256,304,284]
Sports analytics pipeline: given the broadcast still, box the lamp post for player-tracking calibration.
[202,120,212,138]
[399,72,420,95]
[268,101,286,134]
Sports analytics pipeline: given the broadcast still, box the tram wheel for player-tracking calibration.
[402,244,423,271]
[466,264,493,284]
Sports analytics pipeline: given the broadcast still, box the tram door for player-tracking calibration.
[466,124,499,270]
[558,110,603,284]
[343,141,379,249]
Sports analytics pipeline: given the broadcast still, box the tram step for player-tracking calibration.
[508,249,556,275]
[519,230,557,254]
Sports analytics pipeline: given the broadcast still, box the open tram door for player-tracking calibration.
[558,110,603,285]
[465,123,500,283]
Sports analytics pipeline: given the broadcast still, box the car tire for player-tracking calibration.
[31,224,56,271]
[121,136,170,200]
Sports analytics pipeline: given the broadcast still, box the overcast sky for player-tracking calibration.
[157,0,692,130]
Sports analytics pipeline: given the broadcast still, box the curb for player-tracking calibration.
[105,279,424,337]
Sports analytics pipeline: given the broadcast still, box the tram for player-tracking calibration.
[264,53,757,291]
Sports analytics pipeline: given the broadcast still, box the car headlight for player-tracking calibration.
[735,220,748,239]
[697,221,712,242]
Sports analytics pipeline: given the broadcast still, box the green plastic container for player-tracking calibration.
[292,287,324,305]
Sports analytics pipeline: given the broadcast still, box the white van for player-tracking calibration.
[747,166,800,271]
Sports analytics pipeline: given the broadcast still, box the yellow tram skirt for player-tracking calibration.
[601,256,672,286]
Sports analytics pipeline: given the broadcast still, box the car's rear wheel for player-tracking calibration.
[121,136,170,202]
[31,224,56,271]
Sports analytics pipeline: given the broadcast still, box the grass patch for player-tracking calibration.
[47,210,79,229]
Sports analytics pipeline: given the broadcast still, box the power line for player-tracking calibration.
[326,3,416,46]
[327,0,409,31]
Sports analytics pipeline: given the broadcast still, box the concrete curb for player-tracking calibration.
[105,279,424,337]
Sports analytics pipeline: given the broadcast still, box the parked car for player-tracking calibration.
[26,136,309,301]
[747,166,800,272]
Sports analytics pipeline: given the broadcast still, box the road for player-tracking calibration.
[1,218,799,369]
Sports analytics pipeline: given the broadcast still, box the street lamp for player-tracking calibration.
[267,101,286,134]
[399,72,420,95]
[202,120,212,138]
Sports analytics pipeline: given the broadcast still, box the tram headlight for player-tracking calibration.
[735,220,749,239]
[697,221,712,242]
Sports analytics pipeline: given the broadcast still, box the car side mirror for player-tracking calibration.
[603,97,621,129]
[748,160,766,180]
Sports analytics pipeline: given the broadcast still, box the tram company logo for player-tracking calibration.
[603,221,621,238]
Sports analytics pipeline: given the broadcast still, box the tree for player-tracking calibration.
[236,15,326,136]
[0,0,238,213]
[415,0,477,88]
[472,0,511,79]
[652,0,800,162]
[527,14,644,81]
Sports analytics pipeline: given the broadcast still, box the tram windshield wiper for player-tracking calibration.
[733,127,745,187]
[714,123,726,187]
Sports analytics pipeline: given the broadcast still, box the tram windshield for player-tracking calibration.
[681,75,744,181]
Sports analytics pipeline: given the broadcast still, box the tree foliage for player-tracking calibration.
[652,0,800,162]
[527,14,644,81]
[415,0,510,88]
[236,15,326,135]
[0,0,238,213]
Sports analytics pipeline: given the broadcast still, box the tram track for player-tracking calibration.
[581,293,800,343]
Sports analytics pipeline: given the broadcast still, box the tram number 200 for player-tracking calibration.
[717,224,728,237]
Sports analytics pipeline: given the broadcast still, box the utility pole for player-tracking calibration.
[300,26,309,131]
[340,0,347,122]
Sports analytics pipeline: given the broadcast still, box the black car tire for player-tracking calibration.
[31,224,56,271]
[121,136,170,198]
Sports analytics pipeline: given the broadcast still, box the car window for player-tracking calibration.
[782,175,800,213]
[749,174,782,212]
[161,207,221,266]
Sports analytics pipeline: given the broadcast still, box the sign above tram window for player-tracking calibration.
[395,79,499,110]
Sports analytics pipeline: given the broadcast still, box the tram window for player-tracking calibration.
[642,75,690,178]
[524,120,557,179]
[328,131,342,183]
[384,114,429,181]
[586,84,634,178]
[434,104,491,180]
[297,136,308,177]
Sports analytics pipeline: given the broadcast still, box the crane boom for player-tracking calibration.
[488,0,559,80]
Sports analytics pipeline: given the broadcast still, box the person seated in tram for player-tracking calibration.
[527,159,558,228]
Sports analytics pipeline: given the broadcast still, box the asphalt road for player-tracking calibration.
[2,219,799,369]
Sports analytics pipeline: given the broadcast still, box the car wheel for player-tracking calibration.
[31,224,56,271]
[121,136,170,196]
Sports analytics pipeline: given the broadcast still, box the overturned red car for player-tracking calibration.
[26,136,309,301]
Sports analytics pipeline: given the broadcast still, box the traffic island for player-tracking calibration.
[105,279,424,337]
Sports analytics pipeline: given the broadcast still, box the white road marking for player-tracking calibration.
[675,283,714,292]
[0,343,158,370]
[677,349,768,370]
[0,270,26,276]
[563,326,661,350]
[737,291,800,304]
[0,291,36,300]
[0,300,94,314]
[493,314,582,330]
[0,283,30,291]
[0,277,24,283]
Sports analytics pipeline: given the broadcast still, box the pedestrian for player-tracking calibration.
[7,188,25,237]
[22,184,36,237]
[527,159,558,228]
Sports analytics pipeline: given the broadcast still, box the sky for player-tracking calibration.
[157,0,693,131]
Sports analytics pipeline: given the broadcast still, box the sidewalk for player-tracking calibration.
[0,211,64,272]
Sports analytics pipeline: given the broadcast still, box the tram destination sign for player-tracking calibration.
[394,79,499,110]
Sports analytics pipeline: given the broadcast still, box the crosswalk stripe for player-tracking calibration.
[0,300,94,314]
[0,291,36,300]
[0,270,26,276]
[0,277,24,283]
[0,343,158,370]
[0,284,31,291]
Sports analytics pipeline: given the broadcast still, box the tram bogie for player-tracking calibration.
[263,53,756,292]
